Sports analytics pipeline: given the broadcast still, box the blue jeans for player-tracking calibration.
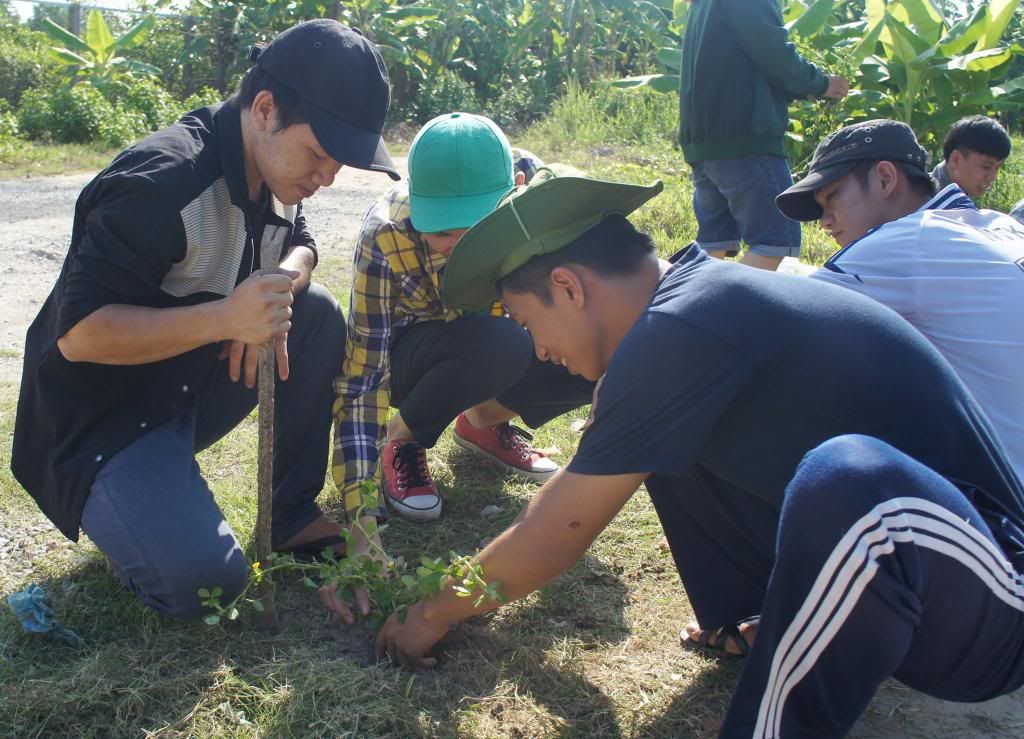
[80,283,345,620]
[690,155,801,258]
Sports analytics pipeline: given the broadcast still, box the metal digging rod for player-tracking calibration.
[254,224,290,631]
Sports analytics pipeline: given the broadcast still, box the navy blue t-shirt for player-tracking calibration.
[570,247,1024,534]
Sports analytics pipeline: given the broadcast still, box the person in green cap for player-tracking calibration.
[331,113,595,528]
[358,168,1024,736]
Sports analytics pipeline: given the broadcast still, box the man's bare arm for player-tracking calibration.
[373,469,648,667]
[280,244,315,294]
[57,271,294,364]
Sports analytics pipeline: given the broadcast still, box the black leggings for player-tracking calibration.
[390,315,595,447]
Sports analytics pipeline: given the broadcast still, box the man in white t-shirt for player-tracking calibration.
[777,119,1024,483]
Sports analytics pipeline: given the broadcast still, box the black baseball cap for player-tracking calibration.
[776,119,931,221]
[251,20,400,180]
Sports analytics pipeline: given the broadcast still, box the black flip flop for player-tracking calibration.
[275,534,346,563]
[679,616,759,659]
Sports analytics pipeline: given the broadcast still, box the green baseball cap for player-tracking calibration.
[443,165,664,311]
[407,112,514,234]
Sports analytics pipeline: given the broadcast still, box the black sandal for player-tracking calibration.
[679,616,759,659]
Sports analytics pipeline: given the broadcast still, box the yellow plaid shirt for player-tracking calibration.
[331,185,503,513]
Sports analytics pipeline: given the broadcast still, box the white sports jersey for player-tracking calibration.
[812,184,1024,484]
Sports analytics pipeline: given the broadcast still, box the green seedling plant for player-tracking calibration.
[199,481,503,629]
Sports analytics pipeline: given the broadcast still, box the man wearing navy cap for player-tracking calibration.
[11,20,397,622]
[360,167,1024,737]
[777,119,1024,487]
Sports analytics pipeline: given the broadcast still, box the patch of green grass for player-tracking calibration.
[0,141,121,179]
[979,135,1024,214]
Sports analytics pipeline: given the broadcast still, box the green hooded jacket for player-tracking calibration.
[679,0,828,163]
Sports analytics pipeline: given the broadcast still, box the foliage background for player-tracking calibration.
[3,0,1024,162]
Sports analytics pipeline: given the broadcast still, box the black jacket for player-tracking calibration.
[12,99,315,540]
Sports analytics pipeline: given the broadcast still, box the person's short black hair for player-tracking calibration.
[942,115,1011,161]
[851,159,938,199]
[497,214,655,305]
[235,65,307,132]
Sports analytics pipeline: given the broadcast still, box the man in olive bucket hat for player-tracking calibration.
[12,20,398,624]
[353,166,1024,736]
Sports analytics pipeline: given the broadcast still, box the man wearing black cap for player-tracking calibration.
[11,19,398,622]
[360,167,1024,737]
[776,119,1024,487]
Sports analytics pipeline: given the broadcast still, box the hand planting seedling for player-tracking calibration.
[199,481,503,629]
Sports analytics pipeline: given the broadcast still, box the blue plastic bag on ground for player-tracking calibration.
[7,583,84,649]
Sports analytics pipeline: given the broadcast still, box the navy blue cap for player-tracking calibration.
[777,119,931,221]
[251,20,399,180]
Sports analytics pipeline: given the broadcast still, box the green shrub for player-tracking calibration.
[0,28,55,106]
[411,68,480,124]
[16,83,149,146]
[15,87,55,141]
[0,106,20,161]
[110,77,178,131]
[181,86,223,113]
[51,84,114,144]
[100,104,151,148]
[481,74,556,133]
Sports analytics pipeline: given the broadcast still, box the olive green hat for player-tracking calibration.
[442,165,663,311]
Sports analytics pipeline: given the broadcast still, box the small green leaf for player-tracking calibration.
[204,614,220,625]
[251,600,265,612]
[211,586,223,597]
[303,577,317,588]
[197,588,211,598]
[228,607,239,620]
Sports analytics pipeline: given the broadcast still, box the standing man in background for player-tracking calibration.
[678,0,849,270]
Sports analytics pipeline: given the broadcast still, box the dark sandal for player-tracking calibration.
[680,617,757,659]
[275,534,346,563]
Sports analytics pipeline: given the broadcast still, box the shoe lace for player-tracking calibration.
[496,424,540,461]
[393,442,432,490]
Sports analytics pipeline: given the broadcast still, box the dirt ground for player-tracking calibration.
[1,166,1023,737]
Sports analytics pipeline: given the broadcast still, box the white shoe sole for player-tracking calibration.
[382,479,442,522]
[453,431,559,483]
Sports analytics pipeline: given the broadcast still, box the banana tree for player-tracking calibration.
[43,10,160,92]
[610,0,686,92]
[848,0,1024,151]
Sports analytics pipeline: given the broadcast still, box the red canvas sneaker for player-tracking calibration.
[453,413,559,482]
[381,439,442,522]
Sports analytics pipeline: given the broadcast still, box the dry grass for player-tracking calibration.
[0,390,741,737]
